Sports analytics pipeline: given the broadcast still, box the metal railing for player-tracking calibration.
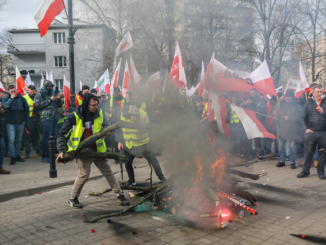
[8,43,45,52]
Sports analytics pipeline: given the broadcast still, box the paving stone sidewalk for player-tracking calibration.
[0,151,163,202]
[1,156,325,245]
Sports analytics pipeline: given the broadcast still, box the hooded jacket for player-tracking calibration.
[2,93,29,125]
[35,87,62,122]
[56,93,109,153]
[277,99,302,141]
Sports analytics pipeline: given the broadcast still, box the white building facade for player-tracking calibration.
[8,21,114,93]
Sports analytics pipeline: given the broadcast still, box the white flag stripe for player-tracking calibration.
[230,105,264,139]
[210,91,225,135]
[34,0,56,25]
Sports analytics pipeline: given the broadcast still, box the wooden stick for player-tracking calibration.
[200,117,208,123]
[276,94,281,108]
[256,112,275,119]
[283,78,291,95]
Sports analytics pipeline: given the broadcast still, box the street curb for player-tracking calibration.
[0,175,103,203]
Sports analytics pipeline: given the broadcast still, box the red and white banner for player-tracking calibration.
[16,67,26,96]
[205,58,276,96]
[116,31,134,57]
[34,0,65,37]
[297,62,309,97]
[111,59,121,95]
[64,75,71,111]
[130,54,141,90]
[230,105,276,140]
[122,60,131,97]
[170,42,187,89]
[145,72,160,89]
[197,61,207,97]
[210,91,230,137]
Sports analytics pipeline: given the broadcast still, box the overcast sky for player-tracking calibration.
[0,0,64,30]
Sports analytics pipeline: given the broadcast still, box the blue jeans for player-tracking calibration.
[278,138,296,164]
[7,124,24,158]
[41,120,58,158]
[0,136,5,168]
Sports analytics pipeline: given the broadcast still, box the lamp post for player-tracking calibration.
[67,0,76,113]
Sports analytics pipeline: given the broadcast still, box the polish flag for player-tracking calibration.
[116,31,134,57]
[230,105,276,140]
[210,91,230,137]
[197,61,207,97]
[49,70,53,83]
[170,42,187,89]
[16,67,26,96]
[34,0,65,37]
[93,80,99,93]
[63,75,71,111]
[80,80,83,90]
[296,61,309,97]
[129,54,141,90]
[145,72,160,89]
[205,58,276,96]
[122,60,131,97]
[111,59,121,95]
[0,81,5,91]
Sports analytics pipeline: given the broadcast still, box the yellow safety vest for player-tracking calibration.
[140,102,146,112]
[109,97,126,117]
[67,109,106,153]
[202,103,208,118]
[58,104,67,124]
[230,107,239,124]
[23,94,35,117]
[120,98,125,109]
[121,110,150,149]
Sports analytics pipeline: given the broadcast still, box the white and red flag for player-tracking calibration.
[16,67,26,96]
[230,105,276,140]
[297,61,309,97]
[197,61,207,97]
[116,31,133,57]
[205,58,276,96]
[80,80,83,91]
[210,91,230,137]
[111,59,121,95]
[0,81,5,91]
[145,72,160,89]
[95,69,110,94]
[170,42,187,89]
[93,80,99,94]
[63,74,71,111]
[34,0,65,37]
[40,71,45,89]
[129,54,141,90]
[122,60,131,97]
[25,72,34,87]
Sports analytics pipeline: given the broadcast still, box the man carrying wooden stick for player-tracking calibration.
[117,97,166,186]
[56,93,129,208]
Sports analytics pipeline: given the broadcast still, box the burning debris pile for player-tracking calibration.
[77,120,265,227]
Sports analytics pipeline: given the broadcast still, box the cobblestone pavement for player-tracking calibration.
[1,155,326,245]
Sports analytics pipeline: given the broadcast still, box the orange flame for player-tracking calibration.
[210,149,226,184]
[205,128,216,145]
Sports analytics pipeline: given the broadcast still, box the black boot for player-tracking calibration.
[10,157,16,165]
[276,162,285,167]
[15,155,25,162]
[297,171,310,178]
[318,173,326,179]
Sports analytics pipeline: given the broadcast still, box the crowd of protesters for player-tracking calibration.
[0,80,325,197]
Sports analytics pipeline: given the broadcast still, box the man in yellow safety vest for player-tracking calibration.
[56,93,129,208]
[117,97,166,186]
[23,85,42,158]
[75,85,90,107]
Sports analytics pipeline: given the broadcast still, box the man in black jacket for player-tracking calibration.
[298,85,326,179]
[2,85,29,165]
[56,93,129,208]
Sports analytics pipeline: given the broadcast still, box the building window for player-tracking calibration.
[53,33,66,44]
[55,79,63,91]
[54,56,67,67]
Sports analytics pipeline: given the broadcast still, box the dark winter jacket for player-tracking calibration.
[2,93,29,125]
[35,87,62,122]
[253,95,267,124]
[301,97,326,131]
[277,99,302,141]
[56,94,109,153]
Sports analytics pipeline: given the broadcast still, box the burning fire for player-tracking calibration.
[210,149,226,184]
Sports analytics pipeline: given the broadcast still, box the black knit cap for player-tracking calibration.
[285,90,295,99]
[82,85,90,91]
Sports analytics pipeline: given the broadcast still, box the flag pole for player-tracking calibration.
[283,78,291,95]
